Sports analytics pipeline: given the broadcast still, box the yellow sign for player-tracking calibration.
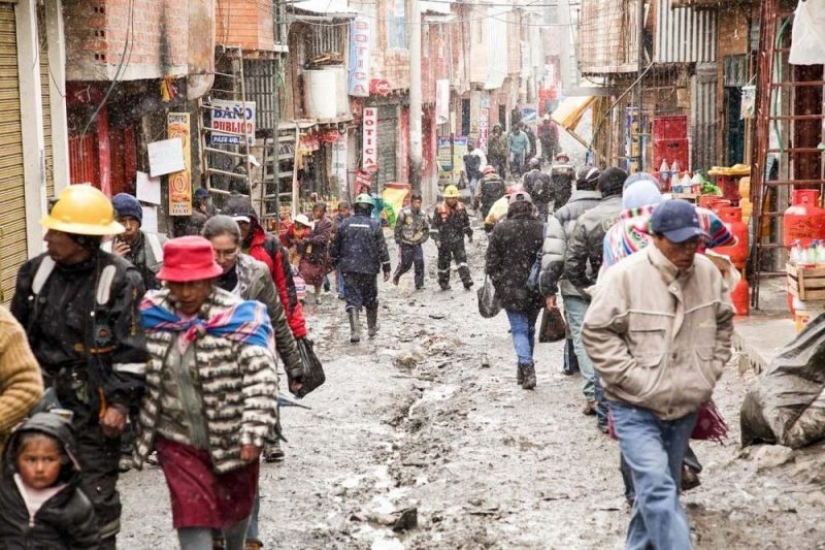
[167,112,192,216]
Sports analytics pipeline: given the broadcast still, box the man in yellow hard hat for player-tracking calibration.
[11,184,148,550]
[431,185,473,290]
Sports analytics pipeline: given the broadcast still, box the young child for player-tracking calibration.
[0,412,99,549]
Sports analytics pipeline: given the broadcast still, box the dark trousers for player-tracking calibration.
[394,244,425,288]
[343,272,378,312]
[437,242,471,288]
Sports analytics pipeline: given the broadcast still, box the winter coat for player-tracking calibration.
[488,131,509,158]
[0,414,99,549]
[101,230,167,291]
[563,194,623,298]
[135,288,280,474]
[549,165,575,210]
[431,202,472,245]
[234,254,302,380]
[0,307,43,453]
[463,152,482,181]
[245,220,308,339]
[11,252,148,412]
[508,131,530,156]
[394,207,430,246]
[330,214,391,275]
[523,169,570,218]
[475,175,507,218]
[301,216,332,265]
[582,245,734,420]
[485,213,545,312]
[539,190,602,297]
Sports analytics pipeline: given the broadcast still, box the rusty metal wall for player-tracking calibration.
[691,62,717,170]
[244,59,277,134]
[655,0,717,63]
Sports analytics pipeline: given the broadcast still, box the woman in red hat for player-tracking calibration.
[133,236,279,550]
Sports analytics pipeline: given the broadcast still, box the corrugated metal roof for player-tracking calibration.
[655,0,717,63]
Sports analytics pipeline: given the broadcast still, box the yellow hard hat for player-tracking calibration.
[41,185,125,236]
[443,185,460,198]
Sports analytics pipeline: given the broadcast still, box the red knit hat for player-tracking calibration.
[156,236,223,282]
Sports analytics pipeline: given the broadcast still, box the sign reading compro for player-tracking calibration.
[210,99,256,146]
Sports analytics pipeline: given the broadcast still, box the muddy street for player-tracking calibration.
[119,231,825,550]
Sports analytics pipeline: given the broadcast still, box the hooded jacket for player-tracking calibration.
[485,210,545,312]
[0,413,99,549]
[330,214,391,275]
[488,127,509,158]
[563,194,623,297]
[582,246,734,420]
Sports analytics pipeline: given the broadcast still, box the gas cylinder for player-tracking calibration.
[731,277,750,316]
[713,207,749,269]
[784,190,825,248]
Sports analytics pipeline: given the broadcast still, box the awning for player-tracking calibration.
[291,0,356,15]
[550,96,596,131]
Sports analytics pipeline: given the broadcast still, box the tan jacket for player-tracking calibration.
[0,307,44,451]
[582,245,734,420]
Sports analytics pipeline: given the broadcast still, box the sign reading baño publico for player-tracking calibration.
[211,99,256,146]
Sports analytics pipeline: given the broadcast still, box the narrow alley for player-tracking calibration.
[118,236,825,550]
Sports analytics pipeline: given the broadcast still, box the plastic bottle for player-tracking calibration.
[659,159,670,184]
[809,240,821,266]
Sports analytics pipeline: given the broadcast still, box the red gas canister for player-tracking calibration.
[784,190,825,248]
[713,207,749,269]
[731,277,750,316]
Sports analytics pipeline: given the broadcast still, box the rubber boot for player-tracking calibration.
[521,362,536,390]
[367,307,378,338]
[348,309,361,343]
[516,363,524,386]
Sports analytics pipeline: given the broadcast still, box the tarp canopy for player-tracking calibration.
[550,96,596,131]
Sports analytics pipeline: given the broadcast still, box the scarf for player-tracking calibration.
[140,291,273,349]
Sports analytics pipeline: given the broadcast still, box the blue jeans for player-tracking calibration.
[562,295,596,400]
[610,401,697,550]
[246,486,261,541]
[505,309,540,364]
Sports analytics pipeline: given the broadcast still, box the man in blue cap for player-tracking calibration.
[107,193,167,290]
[582,200,734,550]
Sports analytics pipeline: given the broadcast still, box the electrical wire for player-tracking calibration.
[80,0,137,140]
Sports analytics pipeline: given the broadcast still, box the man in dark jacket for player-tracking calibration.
[331,194,391,343]
[431,185,474,291]
[474,166,507,219]
[540,165,601,408]
[488,124,509,178]
[563,166,627,431]
[523,157,569,220]
[106,193,167,291]
[12,185,148,550]
[393,193,429,290]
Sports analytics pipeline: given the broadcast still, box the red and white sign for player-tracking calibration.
[362,107,378,173]
[370,78,392,96]
[349,17,371,97]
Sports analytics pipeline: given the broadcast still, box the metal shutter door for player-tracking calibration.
[0,4,27,304]
[38,4,54,198]
[376,105,398,189]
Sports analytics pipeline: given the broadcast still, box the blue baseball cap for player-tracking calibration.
[651,200,707,243]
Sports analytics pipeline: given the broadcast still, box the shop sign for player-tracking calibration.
[349,17,371,97]
[332,134,348,195]
[479,110,489,152]
[210,99,256,145]
[370,78,392,96]
[167,112,193,216]
[362,107,378,173]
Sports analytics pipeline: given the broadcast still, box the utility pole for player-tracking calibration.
[409,0,423,192]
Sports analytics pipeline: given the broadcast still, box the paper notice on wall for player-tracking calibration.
[142,205,158,233]
[135,171,161,205]
[148,138,185,177]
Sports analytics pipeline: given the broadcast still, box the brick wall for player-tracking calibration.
[64,0,189,81]
[215,0,274,52]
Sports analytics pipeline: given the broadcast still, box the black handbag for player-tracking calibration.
[293,338,326,398]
